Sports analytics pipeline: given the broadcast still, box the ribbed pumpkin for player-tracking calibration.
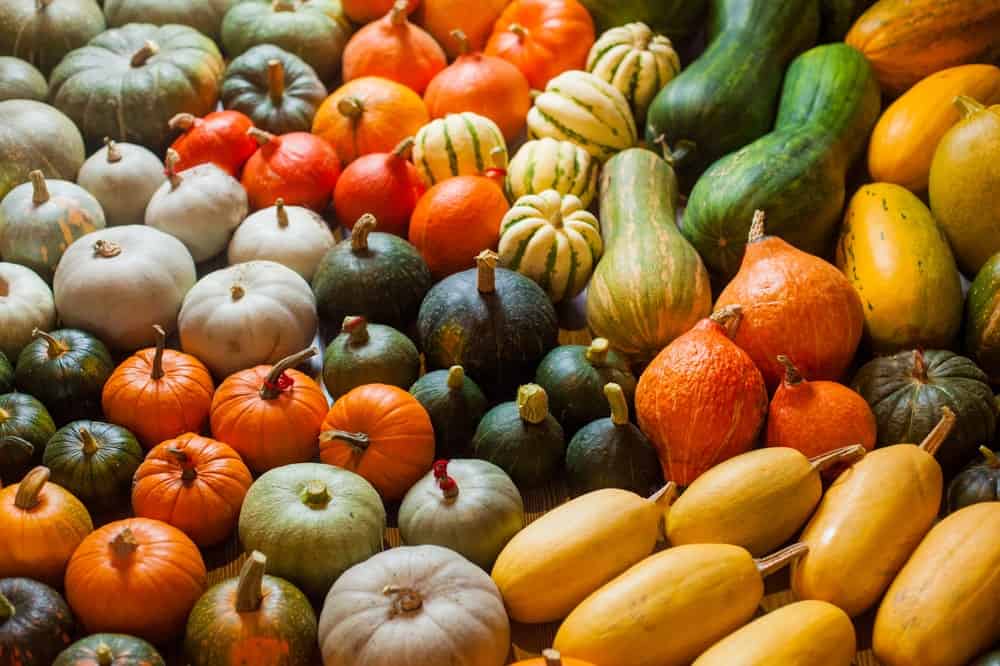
[104,0,234,42]
[42,421,143,510]
[241,129,342,212]
[0,100,85,201]
[409,367,489,460]
[0,56,47,102]
[948,446,1000,513]
[76,139,166,229]
[0,577,76,666]
[506,138,599,207]
[321,316,420,401]
[0,392,55,486]
[0,0,105,77]
[227,199,336,282]
[54,634,165,666]
[167,111,257,177]
[411,112,508,187]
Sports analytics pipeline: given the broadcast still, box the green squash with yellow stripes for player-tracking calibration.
[411,112,507,186]
[506,138,599,207]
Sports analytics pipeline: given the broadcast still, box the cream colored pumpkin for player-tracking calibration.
[506,138,599,208]
[227,198,336,281]
[76,139,165,227]
[178,260,317,378]
[0,262,55,359]
[412,112,508,186]
[319,545,510,666]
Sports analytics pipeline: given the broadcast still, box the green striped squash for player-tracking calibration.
[506,138,599,208]
[527,70,637,162]
[586,22,680,125]
[412,112,508,186]
[498,190,602,303]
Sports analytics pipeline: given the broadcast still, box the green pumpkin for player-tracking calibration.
[0,57,47,102]
[578,0,707,41]
[42,420,143,510]
[972,648,1000,666]
[565,382,663,497]
[409,366,488,459]
[54,633,164,666]
[965,252,1000,383]
[15,328,114,425]
[471,384,565,488]
[946,446,1000,514]
[104,0,235,42]
[221,44,327,135]
[0,100,85,202]
[0,352,12,394]
[185,551,317,666]
[321,316,420,401]
[0,578,74,666]
[238,462,386,599]
[0,171,106,283]
[0,392,56,485]
[49,23,224,152]
[0,0,106,76]
[852,349,997,477]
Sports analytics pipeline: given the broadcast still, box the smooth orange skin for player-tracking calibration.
[241,132,342,212]
[342,0,419,24]
[169,110,257,176]
[511,657,595,666]
[415,0,507,60]
[766,376,877,458]
[333,150,425,236]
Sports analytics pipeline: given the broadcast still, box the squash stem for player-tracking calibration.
[28,170,49,205]
[110,527,139,558]
[260,347,315,399]
[392,137,415,160]
[104,137,122,164]
[150,324,167,380]
[542,649,563,666]
[709,305,742,339]
[272,0,296,10]
[167,113,197,132]
[230,283,245,301]
[168,447,197,482]
[320,430,371,451]
[446,365,465,390]
[337,96,364,120]
[164,149,182,190]
[754,542,808,578]
[604,382,630,425]
[777,355,804,386]
[32,328,67,358]
[383,585,423,614]
[980,445,1000,468]
[79,428,100,456]
[954,95,986,119]
[13,466,49,510]
[235,551,267,613]
[267,59,285,104]
[342,316,370,345]
[93,239,122,258]
[918,407,956,456]
[911,349,928,382]
[94,644,113,666]
[476,250,498,293]
[585,338,609,366]
[517,384,549,424]
[747,209,766,243]
[508,23,529,42]
[808,444,866,472]
[248,127,275,147]
[130,40,159,67]
[351,214,376,252]
[648,480,678,507]
[302,480,331,507]
[389,0,409,25]
[0,592,13,622]
[275,198,289,228]
[450,29,470,55]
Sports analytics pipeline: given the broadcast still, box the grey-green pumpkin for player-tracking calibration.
[0,0,106,76]
[321,316,420,401]
[0,100,85,200]
[0,57,47,102]
[103,0,236,42]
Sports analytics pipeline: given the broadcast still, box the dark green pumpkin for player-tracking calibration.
[0,0,106,76]
[409,366,488,459]
[0,577,75,666]
[972,648,1000,666]
[0,392,56,485]
[471,384,565,488]
[0,57,47,102]
[54,633,164,666]
[42,420,143,510]
[0,100,86,200]
[15,329,114,425]
[0,352,12,394]
[946,446,1000,514]
[321,316,420,401]
[852,349,997,477]
[104,0,235,42]
[577,0,708,41]
[965,252,1000,383]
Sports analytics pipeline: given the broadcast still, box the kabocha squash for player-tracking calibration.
[0,0,105,76]
[0,57,46,102]
[76,139,165,228]
[342,0,416,23]
[411,112,508,187]
[321,316,420,401]
[0,100,85,200]
[410,367,488,460]
[332,138,424,237]
[0,393,55,485]
[415,0,507,60]
[506,138,598,208]
[42,421,143,510]
[948,447,1000,513]
[104,0,234,41]
[0,578,75,666]
[167,111,257,177]
[228,199,336,281]
[578,0,707,41]
[0,262,55,361]
[54,634,164,666]
[493,482,676,623]
[966,254,1000,382]
[241,129,342,212]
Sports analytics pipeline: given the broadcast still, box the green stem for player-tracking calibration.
[392,137,415,160]
[95,644,113,666]
[235,551,267,613]
[337,96,364,121]
[954,94,986,119]
[301,480,331,508]
[980,446,1000,469]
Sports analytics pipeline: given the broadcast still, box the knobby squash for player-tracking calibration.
[947,446,1000,513]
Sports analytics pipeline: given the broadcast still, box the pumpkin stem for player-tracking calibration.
[94,644,113,666]
[709,305,742,339]
[302,480,331,507]
[351,214,377,252]
[446,365,465,390]
[918,406,956,456]
[604,382,630,426]
[954,95,986,119]
[110,527,139,558]
[980,445,1000,468]
[231,283,245,300]
[267,59,285,104]
[0,592,13,622]
[150,324,167,380]
[383,585,423,614]
[508,23,529,41]
[517,384,549,424]
[476,249,499,293]
[747,210,766,243]
[130,40,159,67]
[777,355,803,386]
[542,649,564,666]
[28,170,49,205]
[93,240,122,258]
[912,349,928,382]
[342,315,370,345]
[648,481,678,543]
[337,96,364,121]
[79,428,100,456]
[432,459,460,500]
[164,148,182,189]
[585,338,610,366]
[260,347,316,399]
[392,137,415,159]
[320,429,371,451]
[248,127,276,146]
[489,145,508,170]
[235,550,267,613]
[754,542,808,578]
[272,0,296,10]
[168,447,197,482]
[13,466,49,510]
[451,29,470,55]
[388,0,409,25]
[275,198,289,228]
[104,137,122,164]
[808,444,866,472]
[32,328,67,358]
[168,113,197,132]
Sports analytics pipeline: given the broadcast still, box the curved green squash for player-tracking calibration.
[321,316,420,401]
[54,633,165,666]
[0,100,86,201]
[0,57,47,102]
[0,0,106,76]
[966,253,1000,383]
[0,392,56,485]
[409,366,488,460]
[42,420,143,510]
[578,0,708,41]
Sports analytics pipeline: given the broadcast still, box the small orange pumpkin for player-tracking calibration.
[241,129,342,211]
[415,0,508,60]
[342,0,418,23]
[168,111,258,176]
[332,137,425,236]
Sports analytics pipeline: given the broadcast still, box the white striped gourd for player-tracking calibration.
[506,138,599,207]
[411,111,507,186]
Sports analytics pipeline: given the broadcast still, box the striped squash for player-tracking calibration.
[498,190,602,303]
[527,70,637,162]
[586,22,680,125]
[506,138,599,207]
[412,111,507,186]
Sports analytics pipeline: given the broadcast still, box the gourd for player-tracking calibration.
[0,57,47,102]
[54,634,165,666]
[966,253,1000,382]
[42,420,143,509]
[238,462,386,598]
[415,0,507,60]
[228,199,335,282]
[0,393,55,485]
[682,43,881,278]
[321,316,420,400]
[506,138,598,208]
[399,459,524,569]
[241,128,342,212]
[577,0,707,41]
[948,446,1000,513]
[411,112,508,186]
[410,366,488,459]
[0,262,54,360]
[77,139,165,228]
[492,482,677,623]
[332,138,424,237]
[166,111,257,177]
[319,545,510,666]
[0,577,75,666]
[0,100,85,200]
[586,148,711,361]
[178,261,318,378]
[0,0,105,76]
[104,0,234,42]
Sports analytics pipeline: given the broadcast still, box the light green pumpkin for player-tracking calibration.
[0,0,106,76]
[104,0,235,41]
[0,57,47,102]
[0,101,85,201]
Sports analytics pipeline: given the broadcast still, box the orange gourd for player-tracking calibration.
[319,383,435,501]
[313,76,430,164]
[485,0,596,90]
[65,518,207,644]
[415,0,508,60]
[512,650,595,666]
[168,110,258,176]
[241,129,342,211]
[102,325,215,450]
[210,348,328,474]
[635,306,768,486]
[131,434,252,547]
[332,137,425,236]
[342,0,418,24]
[715,210,864,392]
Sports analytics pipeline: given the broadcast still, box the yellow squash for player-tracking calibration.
[553,542,807,666]
[667,445,866,556]
[873,501,1000,666]
[791,409,955,618]
[492,483,676,624]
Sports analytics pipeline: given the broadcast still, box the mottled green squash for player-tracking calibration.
[0,392,55,485]
[0,0,105,76]
[409,366,488,459]
[42,420,143,510]
[104,0,235,41]
[54,633,165,666]
[966,253,1000,383]
[321,316,420,401]
[0,100,86,203]
[0,57,47,102]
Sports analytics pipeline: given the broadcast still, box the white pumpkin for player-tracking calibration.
[319,545,510,666]
[76,139,166,227]
[178,260,318,378]
[412,112,508,186]
[506,138,599,208]
[227,198,336,281]
[0,262,55,360]
[145,149,249,263]
[53,225,197,350]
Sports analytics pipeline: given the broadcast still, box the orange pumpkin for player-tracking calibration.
[168,110,258,176]
[102,325,215,450]
[485,0,596,90]
[313,76,430,164]
[131,434,252,547]
[0,466,92,586]
[319,383,435,501]
[416,0,509,60]
[512,650,595,666]
[342,0,418,24]
[65,518,207,644]
[241,129,342,211]
[332,137,425,236]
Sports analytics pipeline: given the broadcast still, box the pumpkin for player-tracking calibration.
[321,316,420,401]
[178,261,318,378]
[65,518,207,644]
[485,0,596,90]
[76,139,166,228]
[0,0,105,76]
[42,420,143,510]
[54,634,164,666]
[409,366,488,459]
[506,138,598,207]
[241,129,342,212]
[221,45,327,136]
[0,466,93,585]
[104,0,234,42]
[319,545,510,666]
[49,23,225,153]
[0,100,85,201]
[0,262,55,360]
[342,0,416,23]
[511,651,595,666]
[238,462,386,598]
[166,111,257,177]
[966,253,1000,382]
[331,138,424,237]
[0,354,11,395]
[0,57,47,102]
[0,171,106,283]
[0,577,75,666]
[0,393,55,486]
[415,0,507,59]
[311,213,431,333]
[948,446,1000,513]
[319,384,435,501]
[312,76,429,164]
[54,226,197,351]
[228,198,335,281]
[411,112,508,187]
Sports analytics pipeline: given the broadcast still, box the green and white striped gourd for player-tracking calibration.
[527,70,637,162]
[506,138,599,208]
[498,189,602,303]
[412,111,508,186]
[586,22,680,125]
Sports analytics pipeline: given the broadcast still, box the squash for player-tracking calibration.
[0,262,55,360]
[77,139,165,228]
[104,0,234,40]
[412,112,508,187]
[512,650,594,666]
[791,410,955,618]
[553,542,808,665]
[948,446,1000,513]
[241,128,342,212]
[0,57,47,102]
[222,45,327,136]
[54,634,164,666]
[586,148,711,362]
[415,0,507,60]
[228,199,335,281]
[0,0,105,76]
[184,551,317,666]
[873,501,1000,666]
[410,367,489,461]
[0,171,106,283]
[966,253,1000,383]
[238,462,386,598]
[0,577,75,666]
[506,138,598,208]
[0,100,85,201]
[0,353,11,395]
[0,393,55,486]
[399,458,524,569]
[492,482,677,623]
[342,0,416,23]
[577,0,707,41]
[49,24,225,153]
[319,545,510,666]
[42,420,143,510]
[166,111,257,178]
[178,261,318,378]
[321,316,420,401]
[973,650,1000,666]
[332,138,424,237]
